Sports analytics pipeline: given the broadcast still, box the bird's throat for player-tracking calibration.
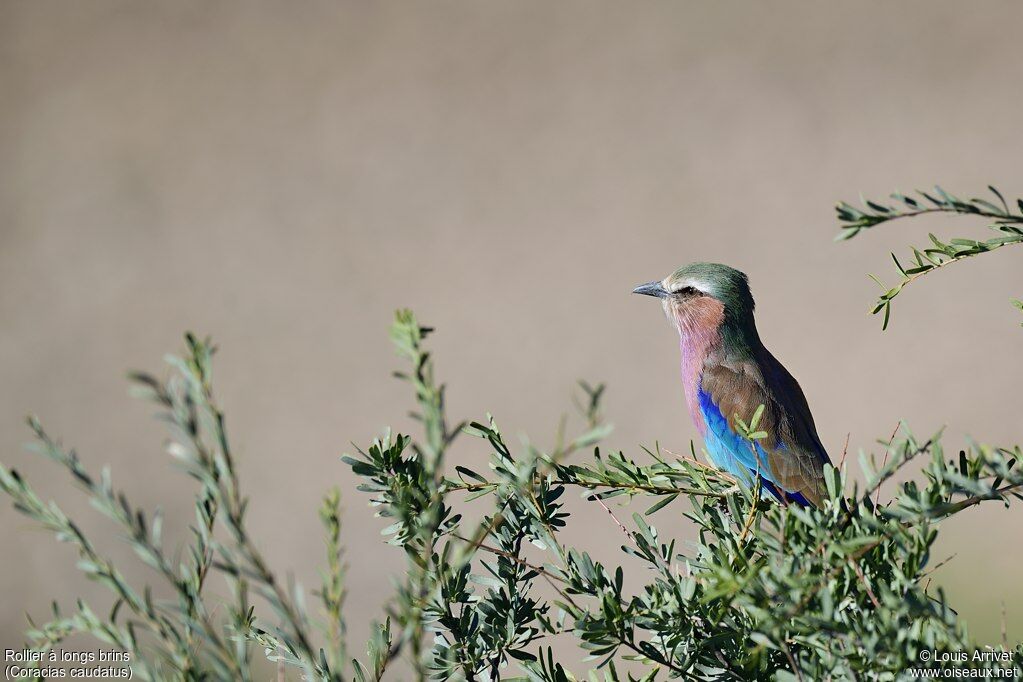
[668,298,725,434]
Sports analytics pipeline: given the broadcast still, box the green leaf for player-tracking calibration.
[643,494,678,516]
[455,466,488,484]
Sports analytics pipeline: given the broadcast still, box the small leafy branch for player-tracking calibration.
[836,185,1023,328]
[1,335,375,681]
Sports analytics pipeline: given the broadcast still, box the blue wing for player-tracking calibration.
[698,388,770,482]
[697,354,827,508]
[698,388,800,503]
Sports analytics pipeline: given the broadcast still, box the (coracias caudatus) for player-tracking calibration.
[633,263,830,507]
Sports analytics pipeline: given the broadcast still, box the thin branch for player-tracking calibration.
[847,557,881,610]
[874,423,903,507]
[781,639,805,682]
[445,477,727,499]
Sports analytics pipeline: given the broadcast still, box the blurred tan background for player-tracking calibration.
[2,0,1022,670]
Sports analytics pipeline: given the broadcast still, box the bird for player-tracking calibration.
[633,262,830,507]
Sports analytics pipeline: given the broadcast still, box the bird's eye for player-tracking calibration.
[675,286,700,297]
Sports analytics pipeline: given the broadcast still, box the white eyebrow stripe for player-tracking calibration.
[670,278,705,294]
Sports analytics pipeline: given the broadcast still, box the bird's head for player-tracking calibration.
[633,262,757,339]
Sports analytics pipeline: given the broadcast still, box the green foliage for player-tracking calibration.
[2,184,1022,680]
[340,313,1023,681]
[1,335,364,681]
[836,185,1023,328]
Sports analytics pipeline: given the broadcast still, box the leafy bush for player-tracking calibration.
[2,185,1021,681]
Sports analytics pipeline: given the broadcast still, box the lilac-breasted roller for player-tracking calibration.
[633,263,830,507]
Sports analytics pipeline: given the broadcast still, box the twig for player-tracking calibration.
[593,496,635,544]
[877,241,1023,306]
[839,433,851,471]
[1002,602,1008,650]
[452,536,569,587]
[918,553,958,581]
[857,436,934,520]
[933,481,1023,516]
[447,477,727,499]
[663,447,739,483]
[874,423,902,507]
[781,639,805,682]
[847,557,881,610]
[738,491,761,544]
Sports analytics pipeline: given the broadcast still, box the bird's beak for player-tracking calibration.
[632,281,669,299]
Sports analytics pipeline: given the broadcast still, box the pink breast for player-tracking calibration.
[667,297,724,438]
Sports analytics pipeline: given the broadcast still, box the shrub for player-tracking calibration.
[2,185,1021,680]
